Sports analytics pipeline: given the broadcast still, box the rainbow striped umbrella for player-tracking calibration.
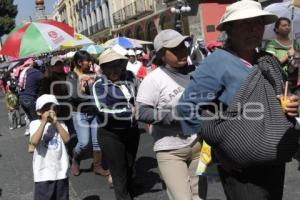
[0,20,74,58]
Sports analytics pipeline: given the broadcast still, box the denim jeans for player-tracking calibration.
[19,96,38,122]
[72,112,100,157]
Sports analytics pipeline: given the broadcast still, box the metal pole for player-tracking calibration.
[175,12,182,33]
[291,5,295,47]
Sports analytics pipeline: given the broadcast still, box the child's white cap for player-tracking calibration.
[36,94,59,111]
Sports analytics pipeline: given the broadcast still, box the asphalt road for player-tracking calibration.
[0,95,300,200]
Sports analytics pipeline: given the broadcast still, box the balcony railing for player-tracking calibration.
[82,20,110,36]
[112,0,154,25]
[124,3,136,20]
[81,29,88,36]
[136,0,154,14]
[112,9,123,25]
[97,20,105,31]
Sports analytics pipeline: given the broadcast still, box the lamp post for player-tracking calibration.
[170,0,191,33]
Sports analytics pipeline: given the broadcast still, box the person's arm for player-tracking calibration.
[265,41,294,64]
[278,49,294,64]
[30,112,49,146]
[54,122,70,143]
[136,102,175,125]
[49,110,70,143]
[66,74,90,104]
[176,62,224,135]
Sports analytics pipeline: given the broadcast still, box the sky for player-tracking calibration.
[14,0,56,25]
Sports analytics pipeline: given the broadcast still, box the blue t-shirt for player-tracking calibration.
[19,68,43,100]
[176,49,251,135]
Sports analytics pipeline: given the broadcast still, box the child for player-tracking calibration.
[30,94,70,200]
[4,84,21,130]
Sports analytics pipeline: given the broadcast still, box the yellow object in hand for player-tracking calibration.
[196,141,212,176]
[200,141,212,165]
[280,96,292,112]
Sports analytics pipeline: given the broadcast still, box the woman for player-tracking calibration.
[265,17,300,91]
[67,50,109,177]
[136,29,207,200]
[176,1,299,200]
[92,49,140,200]
[19,59,43,134]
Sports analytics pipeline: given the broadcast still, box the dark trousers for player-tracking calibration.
[19,96,38,121]
[34,178,69,200]
[99,127,140,200]
[218,164,285,200]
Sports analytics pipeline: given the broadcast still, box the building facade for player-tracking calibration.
[52,0,281,43]
[52,0,76,27]
[75,0,112,42]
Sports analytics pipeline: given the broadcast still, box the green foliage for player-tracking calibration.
[0,0,18,37]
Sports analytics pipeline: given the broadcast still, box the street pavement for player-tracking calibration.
[0,95,300,200]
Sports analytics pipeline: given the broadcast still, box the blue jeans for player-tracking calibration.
[72,112,100,156]
[19,96,38,122]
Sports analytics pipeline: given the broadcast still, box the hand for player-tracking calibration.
[287,48,295,58]
[80,74,95,83]
[41,111,50,123]
[277,95,299,117]
[48,110,57,124]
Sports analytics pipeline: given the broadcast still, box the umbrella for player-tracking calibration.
[8,61,21,71]
[60,33,94,49]
[131,38,152,45]
[0,19,74,58]
[62,51,76,59]
[263,1,300,40]
[81,44,105,55]
[103,37,150,48]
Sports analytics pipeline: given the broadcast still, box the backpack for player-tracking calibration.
[200,53,299,168]
[5,92,18,109]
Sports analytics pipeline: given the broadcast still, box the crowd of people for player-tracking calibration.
[1,0,300,200]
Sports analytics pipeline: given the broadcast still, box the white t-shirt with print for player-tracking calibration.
[136,67,197,152]
[30,120,70,182]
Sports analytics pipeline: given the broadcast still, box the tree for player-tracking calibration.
[0,0,18,38]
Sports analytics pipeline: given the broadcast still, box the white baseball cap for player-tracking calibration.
[135,50,143,55]
[127,49,135,56]
[217,0,278,31]
[50,56,64,66]
[36,94,59,111]
[153,29,190,52]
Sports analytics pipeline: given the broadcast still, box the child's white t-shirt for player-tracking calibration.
[29,120,70,182]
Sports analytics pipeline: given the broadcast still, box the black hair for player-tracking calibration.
[273,17,291,34]
[72,50,92,70]
[152,48,166,66]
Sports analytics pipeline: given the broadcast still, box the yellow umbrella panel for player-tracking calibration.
[60,33,94,49]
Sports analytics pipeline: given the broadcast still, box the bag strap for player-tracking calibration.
[256,53,284,95]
